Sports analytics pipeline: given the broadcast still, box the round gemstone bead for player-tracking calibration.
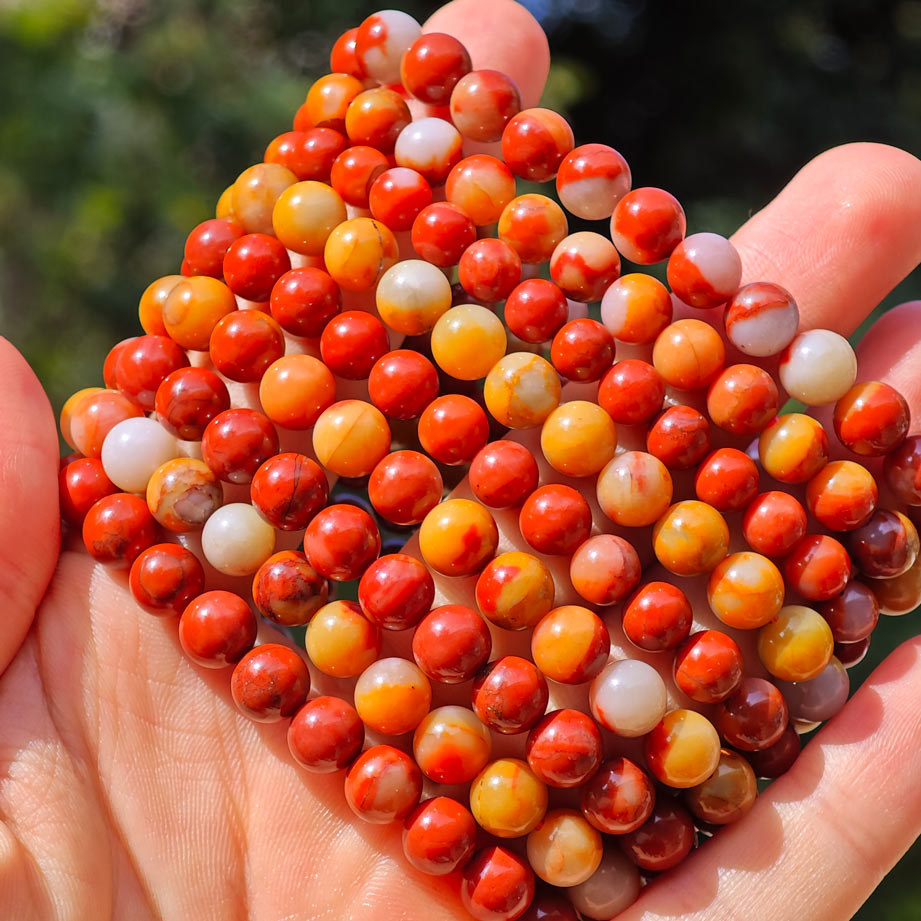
[450,69,522,143]
[653,500,729,577]
[461,847,535,921]
[622,582,693,652]
[402,797,477,876]
[258,355,336,430]
[597,359,664,424]
[139,275,182,336]
[476,551,555,631]
[779,329,858,405]
[550,319,615,383]
[884,435,921,505]
[526,709,603,788]
[230,643,310,722]
[329,27,362,77]
[758,605,834,682]
[344,745,423,824]
[519,484,592,556]
[419,498,498,577]
[590,659,667,737]
[834,381,911,456]
[600,273,672,344]
[706,363,779,435]
[59,457,118,527]
[745,723,802,778]
[269,266,341,337]
[250,453,328,530]
[805,460,878,531]
[114,334,190,411]
[447,155,517,226]
[200,502,276,576]
[330,145,389,208]
[358,553,434,631]
[375,259,452,336]
[320,310,390,380]
[556,143,631,221]
[418,394,490,465]
[273,180,348,256]
[848,509,919,578]
[549,231,621,303]
[684,749,757,825]
[569,535,641,607]
[65,388,143,458]
[287,696,364,773]
[344,87,412,153]
[368,350,439,420]
[129,543,205,617]
[146,457,222,533]
[412,604,492,684]
[610,187,685,264]
[355,9,421,85]
[368,166,433,232]
[304,503,381,582]
[473,656,549,735]
[394,117,463,186]
[305,600,381,677]
[526,809,602,888]
[580,757,655,835]
[101,416,178,494]
[501,107,574,182]
[498,194,568,265]
[707,551,785,630]
[504,279,569,344]
[518,893,579,921]
[470,440,540,509]
[413,705,492,784]
[759,413,829,484]
[458,238,522,302]
[430,305,507,381]
[412,202,477,267]
[154,366,230,441]
[673,630,744,704]
[818,580,880,643]
[231,163,297,235]
[305,73,364,133]
[866,555,921,615]
[201,408,279,485]
[694,448,760,512]
[724,281,800,357]
[221,232,290,302]
[265,129,348,185]
[484,353,561,429]
[652,318,726,391]
[400,32,472,105]
[618,797,695,872]
[567,848,640,921]
[836,637,872,668]
[368,450,443,526]
[742,490,808,557]
[252,550,328,627]
[540,401,617,478]
[531,605,611,683]
[716,677,789,751]
[471,758,549,838]
[646,405,711,470]
[596,451,673,528]
[184,218,243,278]
[324,217,399,291]
[354,657,432,736]
[784,534,852,601]
[775,657,850,723]
[312,400,391,479]
[666,232,741,309]
[645,709,722,788]
[178,590,257,667]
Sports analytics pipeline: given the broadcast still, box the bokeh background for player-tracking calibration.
[1,0,920,915]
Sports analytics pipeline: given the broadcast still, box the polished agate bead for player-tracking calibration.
[288,696,364,773]
[742,490,808,557]
[231,163,297,235]
[498,194,568,265]
[884,435,921,506]
[312,400,391,479]
[458,238,522,302]
[369,350,439,421]
[230,644,310,722]
[619,797,695,871]
[504,279,568,344]
[556,143,631,221]
[114,334,190,411]
[759,605,834,682]
[375,259,452,336]
[305,600,381,677]
[450,69,522,143]
[716,677,789,751]
[354,657,432,736]
[818,580,879,643]
[470,441,540,509]
[520,485,592,556]
[526,709,603,789]
[609,187,685,265]
[724,281,799,357]
[413,605,492,684]
[394,117,463,186]
[695,448,760,512]
[673,630,744,704]
[473,656,549,734]
[430,305,507,381]
[419,498,498,577]
[412,201,476,267]
[413,705,492,784]
[178,590,257,667]
[358,553,434,631]
[101,417,178,494]
[252,550,327,627]
[596,451,673,528]
[667,232,741,309]
[569,536,641,607]
[759,413,829,484]
[304,73,363,133]
[59,457,118,527]
[645,709,721,788]
[273,180,348,256]
[330,145,389,208]
[344,745,423,824]
[250,453,328,531]
[531,606,611,684]
[848,509,920,578]
[776,657,850,723]
[484,353,561,429]
[304,504,380,582]
[476,552,555,631]
[402,797,477,876]
[201,408,279,485]
[201,503,276,576]
[779,329,857,405]
[706,363,779,435]
[209,309,285,383]
[707,551,785,630]
[461,847,535,921]
[652,319,725,391]
[527,810,602,888]
[129,543,204,616]
[163,275,238,352]
[833,380,910,456]
[784,534,852,601]
[653,500,729,577]
[344,88,411,154]
[146,458,222,532]
[867,549,921,613]
[320,310,390,380]
[324,217,399,290]
[567,848,641,920]
[598,360,664,425]
[550,319,615,383]
[685,749,757,825]
[646,405,711,470]
[501,107,574,182]
[368,165,433,232]
[583,758,655,839]
[745,723,802,778]
[355,9,421,84]
[541,401,617,478]
[139,275,183,335]
[622,582,692,652]
[836,636,872,667]
[600,273,672,344]
[65,388,143,458]
[549,232,621,303]
[401,32,472,105]
[154,366,229,441]
[805,460,878,532]
[470,758,548,838]
[269,267,340,338]
[259,355,336,431]
[590,659,667,737]
[369,450,443,526]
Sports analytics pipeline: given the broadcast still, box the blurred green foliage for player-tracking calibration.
[0,0,919,916]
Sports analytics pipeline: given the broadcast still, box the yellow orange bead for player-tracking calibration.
[419,498,499,577]
[644,709,722,788]
[60,386,104,451]
[484,352,561,429]
[540,400,617,477]
[596,451,673,528]
[312,399,391,478]
[758,604,834,682]
[375,259,452,336]
[146,457,222,532]
[162,276,237,351]
[216,184,236,220]
[526,809,603,887]
[446,154,517,226]
[431,305,507,381]
[476,551,555,631]
[305,600,381,677]
[259,354,336,430]
[652,319,726,390]
[805,459,878,531]
[759,413,829,484]
[653,500,729,576]
[531,605,611,684]
[600,273,672,344]
[232,162,298,235]
[707,551,785,629]
[470,758,548,838]
[498,193,568,264]
[272,181,348,256]
[139,275,183,337]
[324,217,399,291]
[413,706,492,784]
[306,73,364,132]
[354,657,433,736]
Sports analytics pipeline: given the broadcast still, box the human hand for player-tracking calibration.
[2,2,921,919]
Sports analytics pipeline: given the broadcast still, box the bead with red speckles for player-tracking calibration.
[623,582,693,652]
[209,311,285,383]
[556,143,631,221]
[610,187,686,265]
[264,129,348,183]
[419,498,499,577]
[305,73,364,133]
[461,846,535,921]
[155,367,230,441]
[403,797,478,876]
[450,69,522,143]
[368,167,432,231]
[413,706,492,784]
[581,757,655,835]
[401,32,472,105]
[504,279,568,344]
[250,453,328,531]
[619,798,695,872]
[694,448,760,512]
[806,460,878,531]
[178,590,258,668]
[288,696,364,773]
[418,394,489,466]
[394,117,463,186]
[252,550,328,627]
[884,435,921,506]
[569,535,641,607]
[597,359,664,424]
[412,604,492,684]
[742,491,808,557]
[759,413,829,484]
[447,155,517,227]
[82,493,158,566]
[716,677,789,751]
[129,543,204,616]
[304,503,380,582]
[819,580,879,643]
[531,605,611,684]
[674,630,744,704]
[114,335,190,411]
[222,233,290,302]
[345,744,423,824]
[412,202,476,267]
[330,145,389,208]
[501,108,574,182]
[458,238,522,303]
[59,457,118,526]
[368,350,439,420]
[269,267,341,338]
[230,643,310,722]
[834,380,911,456]
[549,232,621,303]
[498,194,568,265]
[706,363,779,435]
[330,27,364,78]
[550,319,615,383]
[519,484,592,556]
[359,553,434,631]
[184,218,244,278]
[319,310,390,380]
[849,509,920,578]
[745,723,802,778]
[646,405,711,470]
[470,441,539,509]
[345,87,411,153]
[725,282,800,358]
[784,534,852,601]
[667,232,742,309]
[201,408,279,484]
[477,552,555,631]
[473,656,549,734]
[526,709,603,788]
[369,450,443,526]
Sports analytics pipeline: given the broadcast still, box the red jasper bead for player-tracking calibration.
[744,723,802,778]
[581,757,656,835]
[201,408,279,484]
[716,677,789,751]
[184,218,245,278]
[222,233,290,302]
[154,366,230,441]
[345,745,423,824]
[834,380,911,456]
[597,359,665,425]
[501,108,574,182]
[269,267,341,338]
[264,128,348,183]
[304,503,381,582]
[412,604,492,684]
[59,457,117,526]
[694,448,760,512]
[646,405,711,470]
[359,553,435,630]
[619,797,695,872]
[674,630,744,704]
[462,847,535,921]
[473,656,549,734]
[368,349,439,420]
[403,797,478,876]
[550,319,615,383]
[369,167,433,232]
[504,279,568,343]
[526,709,603,788]
[458,238,522,303]
[470,440,540,509]
[178,590,258,668]
[319,310,390,380]
[369,450,443,526]
[129,543,204,616]
[252,550,328,627]
[401,32,472,105]
[623,582,693,652]
[418,394,489,465]
[884,435,921,505]
[330,27,364,78]
[519,484,592,556]
[818,580,879,643]
[82,493,158,566]
[103,337,137,389]
[209,310,286,383]
[450,69,522,143]
[412,202,476,267]
[742,491,808,557]
[250,453,328,530]
[784,534,852,601]
[330,145,389,208]
[114,335,190,411]
[230,643,310,722]
[288,696,364,773]
[610,187,686,265]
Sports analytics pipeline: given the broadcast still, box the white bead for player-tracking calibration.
[101,416,178,493]
[779,328,857,405]
[567,848,641,919]
[201,503,276,576]
[394,117,462,183]
[358,10,422,85]
[589,658,667,737]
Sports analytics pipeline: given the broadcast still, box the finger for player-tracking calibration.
[423,0,550,108]
[0,339,59,675]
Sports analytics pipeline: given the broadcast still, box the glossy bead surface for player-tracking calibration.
[355,9,421,84]
[461,847,535,921]
[129,543,205,616]
[884,435,921,506]
[526,709,603,788]
[375,259,451,337]
[805,460,878,531]
[473,656,549,735]
[358,553,434,631]
[694,448,760,512]
[413,705,492,784]
[288,696,364,773]
[758,605,834,682]
[645,709,721,789]
[776,657,850,723]
[673,630,744,704]
[518,893,579,921]
[501,107,573,182]
[484,353,561,429]
[619,797,695,872]
[532,605,610,684]
[252,550,328,627]
[344,745,423,824]
[114,334,190,411]
[556,143,631,221]
[742,490,808,557]
[596,451,673,528]
[652,318,726,391]
[450,69,522,143]
[447,155,517,227]
[413,604,492,684]
[418,394,490,465]
[330,145,389,208]
[304,503,381,582]
[200,502,276,576]
[320,310,390,380]
[504,279,568,344]
[818,580,880,643]
[305,73,363,133]
[519,484,592,556]
[622,582,693,652]
[65,389,143,458]
[368,165,434,234]
[354,657,432,736]
[368,350,439,420]
[527,809,602,888]
[600,273,672,344]
[476,551,554,631]
[146,457,222,533]
[784,534,852,601]
[597,360,664,424]
[609,187,685,264]
[59,457,118,526]
[394,117,463,186]
[745,723,802,778]
[272,180,348,256]
[589,659,667,737]
[550,319,615,383]
[221,232,290,302]
[430,305,507,381]
[82,493,159,566]
[541,401,617,478]
[139,275,182,336]
[569,536,641,607]
[849,509,919,578]
[759,413,829,484]
[498,194,568,265]
[250,453,327,531]
[269,266,340,338]
[567,849,641,920]
[155,366,230,440]
[368,450,443,526]
[581,757,655,835]
[646,405,711,470]
[724,282,800,357]
[458,238,522,302]
[716,677,789,751]
[344,87,411,153]
[834,380,911,456]
[231,162,297,236]
[400,32,472,105]
[551,232,621,303]
[419,498,498,577]
[101,416,178,494]
[178,590,257,667]
[706,363,779,435]
[305,600,381,677]
[184,218,243,278]
[653,500,729,577]
[259,355,336,431]
[685,749,757,825]
[666,232,741,309]
[402,797,477,876]
[201,408,279,485]
[471,758,548,838]
[324,217,399,291]
[312,400,391,479]
[411,202,476,267]
[265,128,348,185]
[707,551,785,630]
[230,644,310,722]
[470,440,539,509]
[779,329,858,405]
[866,555,921,615]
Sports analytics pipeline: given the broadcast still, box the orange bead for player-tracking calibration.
[653,500,729,576]
[324,217,399,291]
[549,232,621,303]
[312,399,391,478]
[139,275,183,336]
[305,72,364,132]
[806,460,878,531]
[645,709,721,788]
[707,551,785,629]
[706,364,779,435]
[162,276,237,351]
[600,273,672,344]
[470,758,548,838]
[305,600,381,677]
[215,184,235,220]
[540,400,617,477]
[531,605,611,684]
[498,194,568,264]
[431,304,507,381]
[67,389,144,458]
[354,657,433,736]
[652,319,726,391]
[345,87,411,153]
[446,155,517,226]
[60,386,104,451]
[272,181,347,256]
[758,605,834,682]
[419,498,499,577]
[259,354,336,430]
[476,551,555,631]
[232,163,298,235]
[596,451,673,528]
[759,413,829,484]
[484,353,561,429]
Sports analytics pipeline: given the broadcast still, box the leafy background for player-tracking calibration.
[0,0,919,915]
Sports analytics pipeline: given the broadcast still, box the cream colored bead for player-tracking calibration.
[375,259,452,336]
[589,659,667,737]
[201,502,276,576]
[779,329,857,405]
[526,809,603,887]
[101,416,178,493]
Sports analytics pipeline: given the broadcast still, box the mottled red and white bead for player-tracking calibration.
[556,143,631,221]
[394,117,464,186]
[724,282,800,357]
[666,232,742,309]
[549,231,621,303]
[354,9,422,86]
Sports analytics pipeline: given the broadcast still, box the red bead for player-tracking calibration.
[358,553,435,630]
[674,630,744,704]
[304,503,381,581]
[59,457,117,526]
[183,218,244,278]
[330,27,364,78]
[610,187,686,265]
[836,636,871,669]
[368,349,439,420]
[288,696,364,772]
[265,128,348,183]
[345,87,411,153]
[292,101,312,132]
[556,143,632,221]
[250,453,328,530]
[411,202,476,267]
[154,366,230,441]
[550,319,615,383]
[569,535,641,607]
[103,337,136,390]
[401,32,472,105]
[742,490,808,557]
[450,70,522,143]
[622,582,693,652]
[619,797,695,872]
[319,310,390,380]
[504,279,568,344]
[230,643,310,722]
[82,493,158,566]
[461,847,535,921]
[646,405,711,470]
[848,508,919,578]
[597,359,665,425]
[344,744,423,824]
[706,363,779,435]
[412,604,492,684]
[330,145,390,208]
[472,656,549,734]
[519,484,591,556]
[221,232,291,302]
[201,408,279,484]
[369,449,443,526]
[209,310,286,383]
[548,231,621,303]
[252,550,328,627]
[114,334,190,411]
[666,232,742,309]
[418,394,489,465]
[402,796,478,876]
[269,267,341,338]
[784,534,852,601]
[526,709,603,788]
[178,590,257,667]
[501,108,573,182]
[694,448,760,512]
[458,238,522,303]
[129,543,204,616]
[369,166,433,231]
[470,440,540,509]
[581,757,655,835]
[744,723,802,778]
[717,677,789,751]
[834,381,911,456]
[884,435,921,505]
